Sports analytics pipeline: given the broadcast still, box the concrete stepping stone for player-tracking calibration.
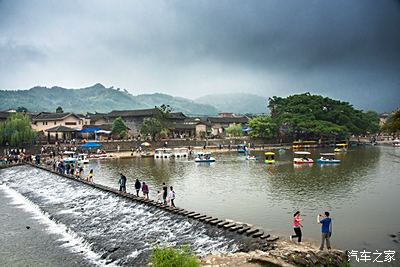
[237,226,251,234]
[193,214,207,219]
[228,225,244,231]
[223,222,237,229]
[199,216,213,221]
[252,231,264,238]
[260,234,271,239]
[246,228,259,236]
[217,221,230,227]
[266,235,279,242]
[209,219,223,225]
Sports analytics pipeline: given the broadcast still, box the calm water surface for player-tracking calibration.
[88,146,400,252]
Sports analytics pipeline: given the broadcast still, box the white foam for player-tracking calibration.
[0,183,114,267]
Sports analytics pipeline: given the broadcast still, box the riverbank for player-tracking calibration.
[200,241,346,267]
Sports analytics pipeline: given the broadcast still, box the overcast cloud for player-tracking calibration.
[0,0,399,111]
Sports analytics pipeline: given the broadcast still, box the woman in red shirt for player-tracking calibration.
[290,211,303,243]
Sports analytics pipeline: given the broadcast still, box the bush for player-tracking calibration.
[150,245,199,267]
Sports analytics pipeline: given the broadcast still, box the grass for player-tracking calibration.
[150,245,199,267]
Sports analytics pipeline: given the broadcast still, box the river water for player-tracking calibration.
[1,145,399,266]
[86,146,400,253]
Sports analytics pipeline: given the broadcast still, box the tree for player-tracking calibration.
[111,117,128,139]
[56,106,64,113]
[248,116,277,139]
[154,104,172,128]
[268,93,378,139]
[383,109,400,133]
[16,106,28,113]
[225,123,243,137]
[140,117,163,141]
[0,113,36,147]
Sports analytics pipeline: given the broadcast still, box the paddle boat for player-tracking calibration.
[140,151,154,158]
[237,144,247,153]
[293,151,314,164]
[264,152,275,164]
[173,147,189,158]
[194,152,215,163]
[63,157,77,164]
[154,148,173,159]
[393,139,400,147]
[316,153,341,164]
[334,143,348,152]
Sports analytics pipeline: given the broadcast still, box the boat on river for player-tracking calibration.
[77,153,89,164]
[316,153,340,164]
[334,143,348,152]
[393,139,400,147]
[237,144,247,153]
[264,152,275,164]
[154,148,173,159]
[173,147,189,158]
[293,151,314,164]
[194,152,215,163]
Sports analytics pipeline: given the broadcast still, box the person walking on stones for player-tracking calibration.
[317,212,332,250]
[135,178,141,197]
[168,186,176,207]
[162,182,168,205]
[156,190,162,203]
[87,169,94,183]
[119,173,127,192]
[290,211,303,243]
[142,181,149,199]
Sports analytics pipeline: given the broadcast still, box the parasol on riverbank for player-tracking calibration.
[141,142,151,147]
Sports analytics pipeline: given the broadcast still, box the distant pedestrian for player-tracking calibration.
[87,169,94,183]
[119,173,127,192]
[169,186,176,207]
[290,211,303,243]
[162,182,168,204]
[117,145,120,152]
[142,182,149,199]
[135,178,141,196]
[317,212,332,250]
[156,190,162,203]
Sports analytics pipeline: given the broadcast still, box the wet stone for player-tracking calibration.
[260,234,270,239]
[229,225,243,231]
[217,221,230,227]
[223,223,236,228]
[252,231,264,238]
[246,228,259,236]
[237,227,251,234]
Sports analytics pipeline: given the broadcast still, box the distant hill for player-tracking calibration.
[0,84,219,115]
[196,93,268,115]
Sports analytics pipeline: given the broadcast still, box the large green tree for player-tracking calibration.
[0,113,36,147]
[225,123,243,137]
[268,93,379,140]
[111,117,128,139]
[140,118,163,141]
[383,109,400,133]
[248,116,277,139]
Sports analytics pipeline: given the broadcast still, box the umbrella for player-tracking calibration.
[80,142,102,148]
[95,130,111,134]
[141,142,151,147]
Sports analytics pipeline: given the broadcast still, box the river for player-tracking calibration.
[87,145,400,253]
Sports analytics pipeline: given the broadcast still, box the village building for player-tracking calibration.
[31,112,89,141]
[87,108,187,136]
[207,113,249,137]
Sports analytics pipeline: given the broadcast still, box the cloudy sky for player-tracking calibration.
[0,0,399,111]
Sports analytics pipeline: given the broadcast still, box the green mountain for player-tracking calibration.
[196,93,268,114]
[0,84,219,115]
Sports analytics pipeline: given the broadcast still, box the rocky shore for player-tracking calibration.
[200,240,347,267]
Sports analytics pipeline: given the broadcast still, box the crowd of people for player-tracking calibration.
[290,210,333,251]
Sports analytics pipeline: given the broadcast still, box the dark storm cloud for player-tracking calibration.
[0,0,399,111]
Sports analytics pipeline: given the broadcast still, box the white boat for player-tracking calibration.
[77,153,89,164]
[173,147,189,158]
[194,152,215,163]
[393,139,400,147]
[293,151,314,164]
[316,153,340,164]
[154,148,173,159]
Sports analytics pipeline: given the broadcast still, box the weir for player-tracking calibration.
[0,163,278,266]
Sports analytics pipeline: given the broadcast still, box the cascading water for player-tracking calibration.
[0,166,242,266]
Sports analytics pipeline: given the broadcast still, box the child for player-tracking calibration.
[87,169,94,183]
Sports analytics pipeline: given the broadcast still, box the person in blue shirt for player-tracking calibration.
[317,211,332,250]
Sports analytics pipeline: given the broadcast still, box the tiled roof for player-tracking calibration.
[32,112,81,121]
[46,125,79,132]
